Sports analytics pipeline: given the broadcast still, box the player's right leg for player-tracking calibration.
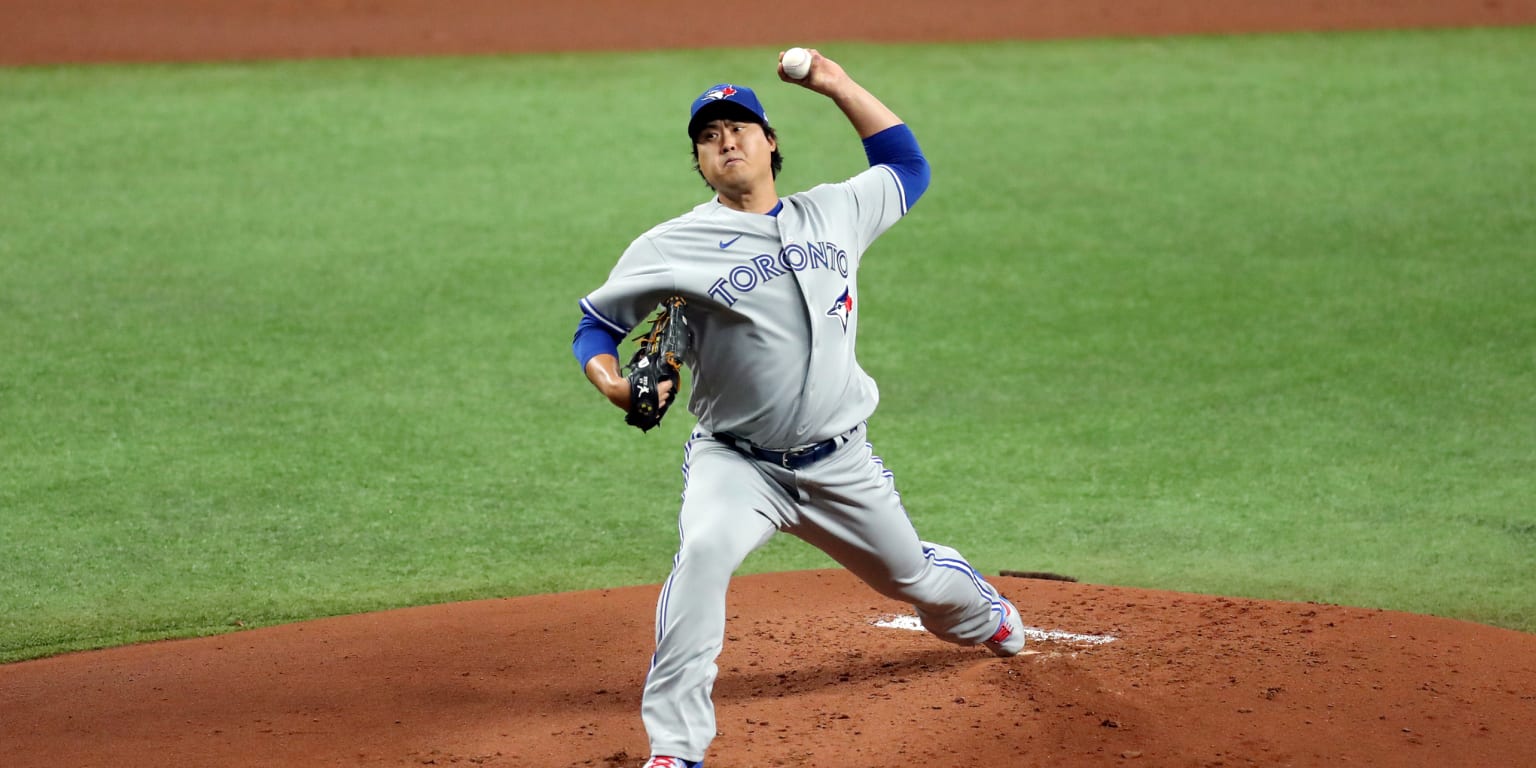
[642,432,788,764]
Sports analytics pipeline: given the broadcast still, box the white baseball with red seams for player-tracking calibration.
[781,47,812,80]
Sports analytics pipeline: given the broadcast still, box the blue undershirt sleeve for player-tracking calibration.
[572,313,625,370]
[862,123,931,207]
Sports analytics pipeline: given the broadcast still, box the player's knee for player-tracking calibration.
[674,536,746,580]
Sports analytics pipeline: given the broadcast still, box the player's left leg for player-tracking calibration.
[785,426,1014,649]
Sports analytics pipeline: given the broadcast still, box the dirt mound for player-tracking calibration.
[3,570,1532,767]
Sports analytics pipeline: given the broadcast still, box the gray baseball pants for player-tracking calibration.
[641,423,1007,761]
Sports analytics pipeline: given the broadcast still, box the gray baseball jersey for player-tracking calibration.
[580,165,907,450]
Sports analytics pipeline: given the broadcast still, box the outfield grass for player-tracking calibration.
[2,28,1532,662]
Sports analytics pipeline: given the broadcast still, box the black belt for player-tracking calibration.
[715,428,857,470]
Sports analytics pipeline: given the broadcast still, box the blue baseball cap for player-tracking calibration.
[687,83,769,139]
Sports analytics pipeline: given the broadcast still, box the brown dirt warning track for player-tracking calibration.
[4,2,1536,766]
[3,0,1536,65]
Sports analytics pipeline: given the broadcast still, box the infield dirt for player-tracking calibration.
[4,571,1534,767]
[3,2,1535,766]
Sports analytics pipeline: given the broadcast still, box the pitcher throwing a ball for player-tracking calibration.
[570,48,1026,768]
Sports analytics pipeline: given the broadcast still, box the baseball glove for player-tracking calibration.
[624,296,690,432]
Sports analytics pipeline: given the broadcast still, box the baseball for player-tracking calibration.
[781,47,812,80]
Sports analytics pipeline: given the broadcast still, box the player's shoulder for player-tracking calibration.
[788,167,891,207]
[634,198,723,242]
[786,180,844,206]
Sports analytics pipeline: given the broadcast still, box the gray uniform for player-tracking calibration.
[582,164,1009,762]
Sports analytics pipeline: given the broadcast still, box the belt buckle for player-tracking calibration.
[791,438,835,469]
[781,443,817,468]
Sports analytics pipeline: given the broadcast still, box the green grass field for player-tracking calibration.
[2,27,1533,663]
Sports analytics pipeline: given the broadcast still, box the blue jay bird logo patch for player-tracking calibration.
[826,287,854,332]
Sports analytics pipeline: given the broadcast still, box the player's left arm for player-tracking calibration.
[782,49,930,210]
[781,49,900,139]
[861,124,930,212]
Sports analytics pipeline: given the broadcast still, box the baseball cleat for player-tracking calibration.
[643,757,701,768]
[984,597,1026,657]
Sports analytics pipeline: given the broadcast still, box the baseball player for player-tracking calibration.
[570,49,1026,768]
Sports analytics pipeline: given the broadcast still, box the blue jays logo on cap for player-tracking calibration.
[688,83,769,138]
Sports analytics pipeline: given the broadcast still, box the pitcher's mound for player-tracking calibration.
[3,570,1533,767]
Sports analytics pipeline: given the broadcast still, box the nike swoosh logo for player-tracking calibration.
[719,234,743,249]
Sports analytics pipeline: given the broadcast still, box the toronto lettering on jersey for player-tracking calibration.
[707,241,849,306]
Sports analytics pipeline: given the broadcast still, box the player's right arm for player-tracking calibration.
[573,320,675,413]
[572,318,630,409]
[574,237,677,413]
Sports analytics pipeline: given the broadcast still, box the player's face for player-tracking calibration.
[694,119,777,192]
